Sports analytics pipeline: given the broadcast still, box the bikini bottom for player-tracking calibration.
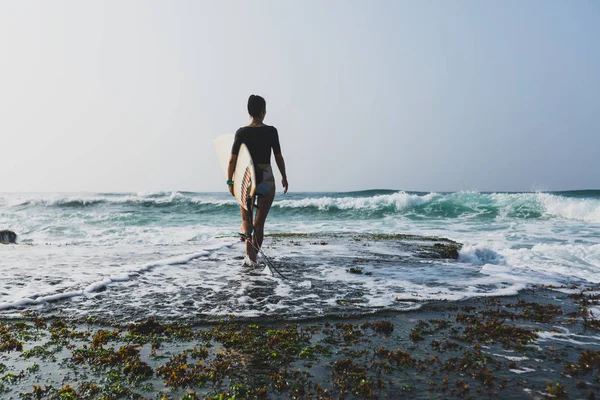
[255,164,275,197]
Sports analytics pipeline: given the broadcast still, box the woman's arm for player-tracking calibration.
[227,154,237,196]
[274,153,288,194]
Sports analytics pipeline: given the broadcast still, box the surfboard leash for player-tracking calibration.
[238,232,288,279]
[239,194,288,279]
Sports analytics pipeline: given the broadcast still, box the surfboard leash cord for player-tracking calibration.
[240,194,288,279]
[238,232,288,279]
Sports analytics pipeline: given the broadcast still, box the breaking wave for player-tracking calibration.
[1,190,599,223]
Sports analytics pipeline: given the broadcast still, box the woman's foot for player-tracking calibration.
[243,255,258,267]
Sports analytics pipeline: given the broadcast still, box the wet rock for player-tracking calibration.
[432,243,460,259]
[418,242,461,259]
[0,230,17,244]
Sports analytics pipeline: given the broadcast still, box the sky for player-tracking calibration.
[1,1,598,193]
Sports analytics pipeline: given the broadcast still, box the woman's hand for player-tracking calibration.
[282,177,288,194]
[228,184,235,197]
[274,154,288,194]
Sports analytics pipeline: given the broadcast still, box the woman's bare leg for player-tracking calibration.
[252,192,275,250]
[240,206,257,262]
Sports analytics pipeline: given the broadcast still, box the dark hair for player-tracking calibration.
[247,95,266,118]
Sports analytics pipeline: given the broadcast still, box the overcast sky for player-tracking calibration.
[1,1,598,193]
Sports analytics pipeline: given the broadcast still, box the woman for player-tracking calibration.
[227,95,288,265]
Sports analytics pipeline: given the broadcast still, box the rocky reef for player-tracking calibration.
[0,230,17,244]
[267,232,463,260]
[1,285,600,398]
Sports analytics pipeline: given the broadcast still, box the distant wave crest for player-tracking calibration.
[274,191,600,223]
[6,192,238,209]
[275,191,438,211]
[2,191,599,223]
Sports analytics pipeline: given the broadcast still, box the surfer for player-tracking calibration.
[227,95,288,266]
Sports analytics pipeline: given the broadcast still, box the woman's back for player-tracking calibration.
[233,125,281,166]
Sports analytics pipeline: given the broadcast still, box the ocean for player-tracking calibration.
[0,190,599,322]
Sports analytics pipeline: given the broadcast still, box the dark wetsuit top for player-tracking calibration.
[231,125,281,184]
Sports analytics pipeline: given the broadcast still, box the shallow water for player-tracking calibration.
[1,190,599,321]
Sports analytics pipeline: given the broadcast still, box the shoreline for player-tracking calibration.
[0,285,598,399]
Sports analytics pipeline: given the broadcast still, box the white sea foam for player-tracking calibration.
[500,243,600,283]
[274,191,438,211]
[492,353,529,361]
[537,327,600,345]
[509,367,536,374]
[539,193,600,223]
[0,240,234,311]
[459,246,505,265]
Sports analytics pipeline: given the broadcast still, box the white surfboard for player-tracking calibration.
[214,134,257,210]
